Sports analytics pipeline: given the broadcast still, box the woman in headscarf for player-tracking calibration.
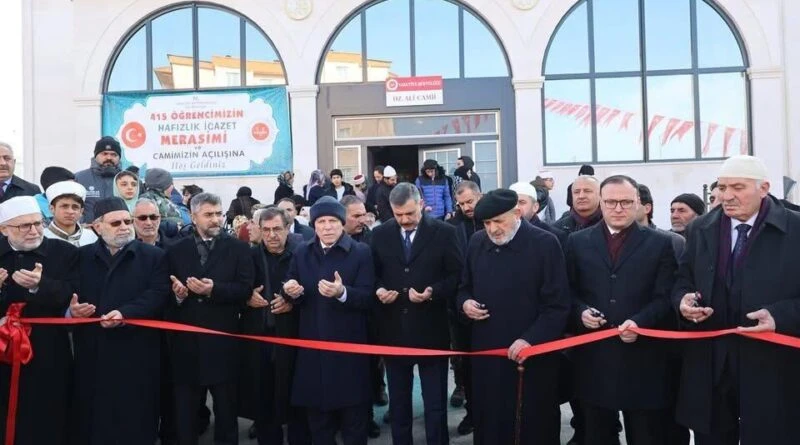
[274,170,295,204]
[112,170,140,213]
[302,169,335,206]
[226,186,260,225]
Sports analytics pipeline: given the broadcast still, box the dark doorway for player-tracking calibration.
[368,145,420,184]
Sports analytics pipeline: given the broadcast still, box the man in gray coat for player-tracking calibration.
[75,136,122,222]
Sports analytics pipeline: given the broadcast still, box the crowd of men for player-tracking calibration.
[0,136,799,445]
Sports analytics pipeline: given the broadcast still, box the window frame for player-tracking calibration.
[102,1,287,93]
[316,0,511,84]
[541,0,752,166]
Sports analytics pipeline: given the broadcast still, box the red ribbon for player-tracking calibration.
[5,311,800,445]
[0,303,32,445]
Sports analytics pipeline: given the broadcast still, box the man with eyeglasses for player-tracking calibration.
[42,180,97,247]
[165,192,254,445]
[240,206,310,445]
[69,196,169,444]
[564,175,677,445]
[0,196,78,445]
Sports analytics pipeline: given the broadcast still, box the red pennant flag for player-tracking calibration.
[646,115,665,139]
[723,127,737,157]
[473,114,481,130]
[739,129,748,154]
[619,112,634,131]
[440,124,448,135]
[661,118,681,145]
[668,121,694,143]
[544,99,555,109]
[602,109,622,127]
[702,123,719,155]
[451,118,462,134]
[595,107,611,125]
[574,105,591,120]
[565,104,581,116]
[462,116,473,133]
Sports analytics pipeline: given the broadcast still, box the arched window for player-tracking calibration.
[542,0,749,164]
[318,0,509,83]
[104,3,285,92]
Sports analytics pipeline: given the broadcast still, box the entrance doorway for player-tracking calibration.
[367,144,467,184]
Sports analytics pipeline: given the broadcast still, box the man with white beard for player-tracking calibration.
[458,189,570,445]
[0,196,78,445]
[69,196,170,444]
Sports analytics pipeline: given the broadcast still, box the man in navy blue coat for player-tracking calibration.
[458,189,570,445]
[565,175,677,445]
[371,183,463,445]
[283,196,375,445]
[69,197,169,445]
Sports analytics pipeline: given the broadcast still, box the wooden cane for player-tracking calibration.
[514,363,525,445]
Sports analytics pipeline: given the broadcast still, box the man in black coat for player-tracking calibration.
[241,207,310,445]
[342,195,373,245]
[166,192,254,445]
[278,197,314,241]
[0,197,77,445]
[0,143,40,202]
[371,183,463,445]
[375,166,398,223]
[69,197,169,444]
[447,180,483,434]
[565,175,677,445]
[553,175,602,234]
[365,165,384,215]
[282,196,375,445]
[674,155,800,445]
[458,189,570,445]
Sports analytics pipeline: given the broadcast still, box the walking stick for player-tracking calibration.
[514,363,525,445]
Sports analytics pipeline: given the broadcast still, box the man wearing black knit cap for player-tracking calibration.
[283,195,375,445]
[75,136,122,222]
[458,189,570,445]
[670,193,706,237]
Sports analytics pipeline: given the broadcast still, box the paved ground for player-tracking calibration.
[195,368,694,444]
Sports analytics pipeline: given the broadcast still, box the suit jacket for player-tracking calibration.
[287,234,375,410]
[1,175,41,202]
[370,216,463,349]
[565,223,677,410]
[165,233,254,385]
[671,197,800,443]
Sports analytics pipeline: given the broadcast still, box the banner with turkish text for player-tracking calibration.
[102,88,292,177]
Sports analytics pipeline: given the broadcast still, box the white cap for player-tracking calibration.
[509,182,538,200]
[538,170,554,179]
[45,181,87,204]
[384,166,397,177]
[718,155,769,181]
[0,196,41,224]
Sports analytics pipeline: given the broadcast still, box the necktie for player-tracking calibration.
[403,230,414,262]
[322,246,330,255]
[729,223,751,281]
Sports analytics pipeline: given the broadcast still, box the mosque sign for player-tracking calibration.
[385,76,444,107]
[102,87,292,177]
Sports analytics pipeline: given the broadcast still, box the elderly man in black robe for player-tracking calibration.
[458,189,570,445]
[0,196,78,445]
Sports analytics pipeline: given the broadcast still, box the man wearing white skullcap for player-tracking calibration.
[673,154,800,445]
[509,181,567,247]
[0,195,79,444]
[375,166,398,223]
[42,181,97,247]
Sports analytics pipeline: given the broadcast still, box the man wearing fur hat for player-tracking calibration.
[283,196,375,445]
[0,196,78,445]
[43,180,98,247]
[674,155,800,445]
[458,189,570,445]
[670,193,706,238]
[75,136,123,222]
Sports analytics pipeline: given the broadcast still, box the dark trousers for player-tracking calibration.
[582,403,668,445]
[448,315,472,415]
[306,403,369,445]
[255,406,311,445]
[385,356,449,445]
[174,381,238,445]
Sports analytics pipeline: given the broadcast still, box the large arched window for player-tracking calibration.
[318,0,509,83]
[542,0,749,164]
[104,3,285,92]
